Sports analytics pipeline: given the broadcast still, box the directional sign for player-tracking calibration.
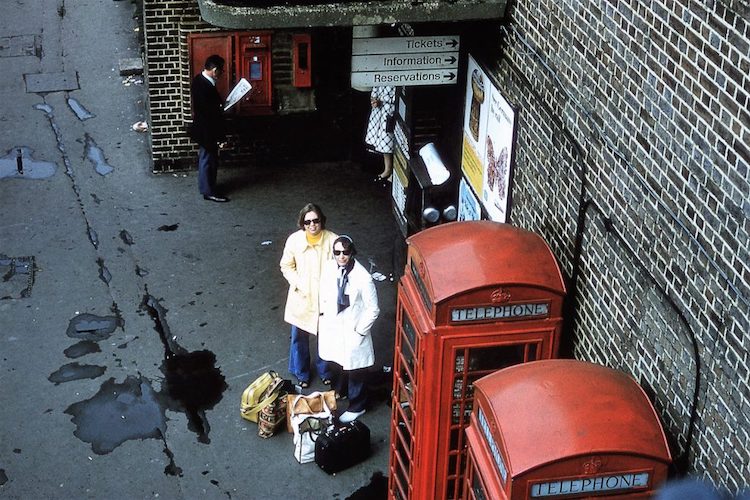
[351,69,458,88]
[352,52,459,72]
[351,36,460,88]
[352,36,460,55]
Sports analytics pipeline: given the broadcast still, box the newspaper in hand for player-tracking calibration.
[224,78,252,111]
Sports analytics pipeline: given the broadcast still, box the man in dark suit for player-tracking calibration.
[190,54,229,203]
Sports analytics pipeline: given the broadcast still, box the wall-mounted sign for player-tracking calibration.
[458,177,481,221]
[460,54,516,222]
[351,36,460,88]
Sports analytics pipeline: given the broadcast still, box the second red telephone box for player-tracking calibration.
[463,360,672,499]
[388,221,567,499]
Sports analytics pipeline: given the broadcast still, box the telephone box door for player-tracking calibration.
[235,33,272,115]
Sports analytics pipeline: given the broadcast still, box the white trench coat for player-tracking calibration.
[318,259,380,371]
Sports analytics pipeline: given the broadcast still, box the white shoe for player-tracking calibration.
[339,410,365,423]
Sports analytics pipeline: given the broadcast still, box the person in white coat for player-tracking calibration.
[318,235,380,423]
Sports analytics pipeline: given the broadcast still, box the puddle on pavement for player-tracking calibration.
[67,97,95,120]
[62,295,227,464]
[158,224,179,232]
[64,340,101,358]
[88,227,99,249]
[0,146,57,179]
[65,376,167,455]
[84,133,114,176]
[49,362,107,385]
[346,471,388,500]
[66,313,122,341]
[142,294,228,444]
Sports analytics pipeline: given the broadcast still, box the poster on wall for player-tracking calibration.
[458,177,481,221]
[460,54,516,223]
[460,55,489,198]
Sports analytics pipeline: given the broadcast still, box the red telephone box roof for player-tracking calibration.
[474,360,672,476]
[406,221,566,303]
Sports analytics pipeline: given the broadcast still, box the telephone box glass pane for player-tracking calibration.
[468,344,526,371]
[472,474,488,500]
[249,61,262,80]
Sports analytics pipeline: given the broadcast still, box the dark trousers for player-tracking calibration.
[198,145,218,196]
[332,364,368,412]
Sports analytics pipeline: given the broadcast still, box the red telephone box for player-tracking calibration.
[463,360,672,499]
[388,221,567,500]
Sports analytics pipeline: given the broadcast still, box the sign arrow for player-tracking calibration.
[445,56,457,65]
[446,39,459,48]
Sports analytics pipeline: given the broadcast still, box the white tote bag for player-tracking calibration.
[290,392,332,464]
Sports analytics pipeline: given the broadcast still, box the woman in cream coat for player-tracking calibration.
[319,235,380,423]
[280,203,337,388]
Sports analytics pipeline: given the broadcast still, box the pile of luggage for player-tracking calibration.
[240,370,370,474]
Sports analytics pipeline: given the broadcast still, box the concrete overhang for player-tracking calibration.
[197,0,508,29]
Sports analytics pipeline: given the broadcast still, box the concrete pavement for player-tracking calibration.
[0,0,399,497]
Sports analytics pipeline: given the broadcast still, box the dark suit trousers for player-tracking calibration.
[198,144,219,196]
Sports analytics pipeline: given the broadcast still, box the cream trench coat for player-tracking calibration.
[318,259,380,370]
[280,229,338,334]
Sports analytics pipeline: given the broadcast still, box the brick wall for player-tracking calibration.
[490,0,749,490]
[143,0,209,171]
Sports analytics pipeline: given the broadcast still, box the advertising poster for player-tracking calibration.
[460,55,489,196]
[460,54,516,223]
[482,85,515,222]
[458,177,481,221]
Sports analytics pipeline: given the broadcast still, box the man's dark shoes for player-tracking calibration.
[203,195,229,203]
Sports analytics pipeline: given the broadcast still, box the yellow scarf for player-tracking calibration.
[306,232,322,246]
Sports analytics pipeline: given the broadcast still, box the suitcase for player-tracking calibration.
[314,420,371,474]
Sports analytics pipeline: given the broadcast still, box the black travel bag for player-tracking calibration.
[314,420,371,474]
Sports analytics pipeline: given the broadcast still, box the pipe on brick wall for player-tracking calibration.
[581,199,701,477]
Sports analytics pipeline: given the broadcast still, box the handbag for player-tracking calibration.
[285,390,337,433]
[240,370,283,423]
[258,387,289,438]
[385,114,396,133]
[289,392,334,464]
[314,420,371,474]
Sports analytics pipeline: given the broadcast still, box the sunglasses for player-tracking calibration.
[333,250,352,256]
[303,218,320,226]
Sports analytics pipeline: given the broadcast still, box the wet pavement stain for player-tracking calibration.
[119,229,134,245]
[142,294,228,444]
[117,336,138,349]
[64,376,167,455]
[88,227,99,249]
[66,313,122,341]
[64,340,101,358]
[84,133,114,176]
[48,362,107,385]
[0,255,36,299]
[157,224,179,232]
[96,257,112,285]
[0,146,57,179]
[67,97,95,120]
[346,471,387,499]
[135,265,149,277]
[0,469,7,486]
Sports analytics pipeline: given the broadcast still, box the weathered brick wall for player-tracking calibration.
[143,0,210,171]
[491,0,749,490]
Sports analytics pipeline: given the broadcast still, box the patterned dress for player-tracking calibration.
[364,86,396,154]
